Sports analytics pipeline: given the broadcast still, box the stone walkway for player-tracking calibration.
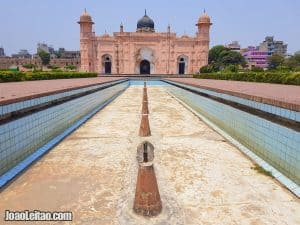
[0,86,299,225]
[0,77,124,105]
[166,78,300,111]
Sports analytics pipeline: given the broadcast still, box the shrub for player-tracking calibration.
[0,71,25,82]
[251,66,264,72]
[194,72,300,85]
[22,63,36,69]
[65,65,77,70]
[0,71,97,82]
[200,65,214,73]
[224,65,239,73]
[47,65,60,70]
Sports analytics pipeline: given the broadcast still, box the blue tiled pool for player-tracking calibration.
[0,79,299,196]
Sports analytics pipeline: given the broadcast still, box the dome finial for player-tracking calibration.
[204,9,206,13]
[145,9,147,16]
[79,9,94,24]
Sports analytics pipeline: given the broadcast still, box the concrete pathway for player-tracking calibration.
[0,77,124,105]
[0,86,299,225]
[166,78,300,111]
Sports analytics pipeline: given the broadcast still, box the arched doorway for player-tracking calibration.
[102,54,112,74]
[135,47,155,74]
[177,55,188,75]
[140,60,151,74]
[179,58,185,74]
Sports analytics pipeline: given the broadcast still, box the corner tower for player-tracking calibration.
[196,11,212,67]
[78,9,96,72]
[196,11,212,41]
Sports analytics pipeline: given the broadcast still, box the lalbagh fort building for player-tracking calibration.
[78,10,212,75]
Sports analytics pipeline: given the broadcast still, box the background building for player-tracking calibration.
[36,43,80,59]
[11,49,32,59]
[79,10,212,74]
[37,43,50,53]
[0,57,80,70]
[0,47,5,57]
[243,46,268,69]
[0,43,81,70]
[226,41,241,52]
[37,43,57,59]
[259,36,287,56]
[58,48,80,59]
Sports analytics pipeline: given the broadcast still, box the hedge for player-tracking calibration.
[194,72,300,85]
[0,71,98,82]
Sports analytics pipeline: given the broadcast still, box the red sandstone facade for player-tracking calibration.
[78,10,212,75]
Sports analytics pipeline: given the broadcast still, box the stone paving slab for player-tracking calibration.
[166,78,300,112]
[0,77,125,105]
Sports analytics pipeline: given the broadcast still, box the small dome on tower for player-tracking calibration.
[198,11,211,24]
[137,10,155,32]
[79,9,94,23]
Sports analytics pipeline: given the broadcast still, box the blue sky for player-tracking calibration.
[0,0,299,55]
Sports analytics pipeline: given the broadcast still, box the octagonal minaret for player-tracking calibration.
[196,11,212,40]
[196,11,212,67]
[78,9,95,72]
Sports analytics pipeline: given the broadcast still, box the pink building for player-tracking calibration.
[78,10,212,75]
[243,46,268,69]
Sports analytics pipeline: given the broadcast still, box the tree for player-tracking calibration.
[208,45,227,64]
[284,53,300,70]
[267,54,284,70]
[206,45,246,72]
[220,51,246,67]
[38,50,51,67]
[200,65,214,73]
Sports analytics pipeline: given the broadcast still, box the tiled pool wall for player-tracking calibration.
[166,83,300,188]
[165,80,300,122]
[0,81,129,177]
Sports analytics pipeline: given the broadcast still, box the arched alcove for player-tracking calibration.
[135,48,155,74]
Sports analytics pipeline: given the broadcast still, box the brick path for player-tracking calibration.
[1,77,299,111]
[166,78,300,112]
[0,77,125,105]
